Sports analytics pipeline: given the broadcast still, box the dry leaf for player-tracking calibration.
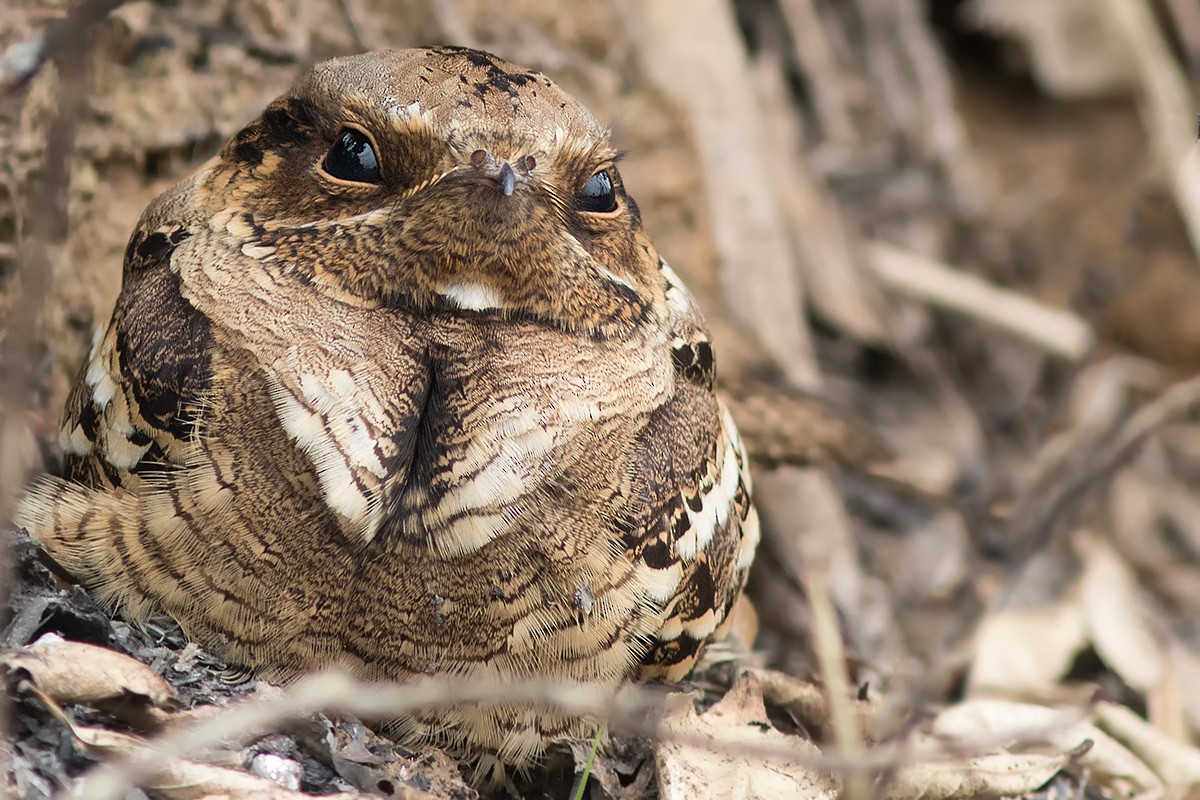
[967,575,1088,695]
[1,634,177,729]
[320,715,474,799]
[751,668,833,737]
[1077,533,1163,692]
[30,690,368,799]
[883,749,1071,800]
[655,672,840,800]
[933,699,1164,798]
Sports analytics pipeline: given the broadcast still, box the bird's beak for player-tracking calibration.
[458,149,530,197]
[495,161,517,196]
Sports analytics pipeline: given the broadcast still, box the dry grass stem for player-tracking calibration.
[805,567,871,799]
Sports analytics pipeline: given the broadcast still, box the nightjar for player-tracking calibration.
[18,47,760,771]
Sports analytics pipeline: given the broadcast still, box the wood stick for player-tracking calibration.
[1100,0,1200,268]
[864,241,1095,360]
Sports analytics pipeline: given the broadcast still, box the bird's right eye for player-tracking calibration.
[322,129,382,184]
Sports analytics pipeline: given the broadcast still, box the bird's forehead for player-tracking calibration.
[302,48,606,152]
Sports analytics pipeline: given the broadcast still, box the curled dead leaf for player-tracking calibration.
[30,689,372,799]
[966,554,1089,695]
[1,634,177,729]
[1077,533,1163,693]
[751,668,832,736]
[322,715,470,799]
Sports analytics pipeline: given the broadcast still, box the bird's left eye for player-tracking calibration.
[576,170,619,213]
[323,129,382,184]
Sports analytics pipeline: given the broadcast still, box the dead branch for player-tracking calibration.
[865,241,1095,360]
[1100,0,1200,267]
[1004,371,1200,563]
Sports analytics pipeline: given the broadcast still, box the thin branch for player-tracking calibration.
[1004,372,1200,563]
[865,241,1095,361]
[806,568,872,799]
[777,0,857,143]
[1099,0,1200,269]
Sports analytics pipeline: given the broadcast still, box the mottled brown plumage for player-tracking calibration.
[17,47,759,774]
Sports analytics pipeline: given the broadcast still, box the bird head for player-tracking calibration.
[194,47,662,335]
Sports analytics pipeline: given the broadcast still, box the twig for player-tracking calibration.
[623,0,820,390]
[336,0,381,52]
[751,48,885,343]
[0,0,126,95]
[1161,0,1200,67]
[865,240,1095,360]
[892,0,987,214]
[805,568,872,799]
[1099,0,1200,268]
[777,0,857,143]
[1004,371,1200,563]
[65,670,1096,800]
[425,0,477,49]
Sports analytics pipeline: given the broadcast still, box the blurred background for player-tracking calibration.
[5,0,1200,781]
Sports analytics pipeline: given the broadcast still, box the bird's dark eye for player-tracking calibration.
[323,129,382,183]
[576,170,618,213]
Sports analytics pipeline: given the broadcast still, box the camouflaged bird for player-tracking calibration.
[17,47,760,772]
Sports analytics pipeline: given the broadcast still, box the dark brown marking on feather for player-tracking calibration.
[640,631,701,670]
[229,96,317,167]
[76,400,100,447]
[95,457,123,488]
[671,509,690,542]
[671,339,715,390]
[641,537,673,570]
[682,562,716,621]
[115,265,213,440]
